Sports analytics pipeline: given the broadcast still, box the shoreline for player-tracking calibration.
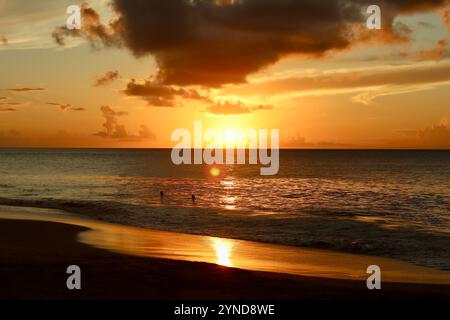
[1,198,449,272]
[1,204,450,284]
[0,205,450,299]
[1,218,450,300]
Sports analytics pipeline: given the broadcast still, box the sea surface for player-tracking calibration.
[0,148,449,269]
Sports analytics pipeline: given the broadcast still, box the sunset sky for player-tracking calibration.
[1,0,449,148]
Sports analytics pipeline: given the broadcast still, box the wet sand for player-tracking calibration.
[1,206,450,299]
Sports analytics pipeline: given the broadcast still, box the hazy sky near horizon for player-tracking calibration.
[1,0,450,148]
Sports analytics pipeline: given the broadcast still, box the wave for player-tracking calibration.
[0,196,449,271]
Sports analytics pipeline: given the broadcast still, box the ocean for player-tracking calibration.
[0,148,449,269]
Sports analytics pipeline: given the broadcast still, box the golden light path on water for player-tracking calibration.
[220,177,237,210]
[1,205,450,285]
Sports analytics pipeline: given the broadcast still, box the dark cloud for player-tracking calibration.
[0,97,7,100]
[46,102,85,111]
[94,105,156,140]
[93,70,120,87]
[0,36,7,46]
[51,26,80,46]
[6,87,45,92]
[0,107,16,112]
[205,100,272,115]
[54,0,449,87]
[123,79,212,107]
[112,0,354,86]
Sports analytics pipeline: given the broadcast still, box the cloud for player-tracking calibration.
[0,107,16,112]
[137,125,156,139]
[0,0,91,50]
[0,101,23,106]
[94,105,128,138]
[282,133,352,149]
[394,118,450,148]
[0,36,7,46]
[205,100,272,115]
[94,105,156,140]
[222,62,450,103]
[417,39,449,61]
[0,129,107,148]
[0,98,25,109]
[5,87,45,92]
[123,79,212,107]
[444,7,450,32]
[282,119,450,149]
[52,3,120,47]
[93,70,120,87]
[0,128,108,148]
[349,21,412,48]
[46,102,85,111]
[51,26,80,46]
[53,0,449,87]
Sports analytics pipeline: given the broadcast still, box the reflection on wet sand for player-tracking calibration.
[212,238,233,267]
[1,205,450,285]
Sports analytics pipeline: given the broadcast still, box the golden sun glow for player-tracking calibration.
[224,129,236,144]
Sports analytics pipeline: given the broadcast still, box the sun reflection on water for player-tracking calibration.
[220,177,238,210]
[221,196,236,210]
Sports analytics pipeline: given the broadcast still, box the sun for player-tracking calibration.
[224,129,236,144]
[210,167,220,177]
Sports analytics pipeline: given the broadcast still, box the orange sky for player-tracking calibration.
[0,0,449,148]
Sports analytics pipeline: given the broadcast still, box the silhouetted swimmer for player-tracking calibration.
[191,194,196,202]
[160,190,164,198]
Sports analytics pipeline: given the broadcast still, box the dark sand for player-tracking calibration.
[1,219,450,300]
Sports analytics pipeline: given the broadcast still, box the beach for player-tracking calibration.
[1,205,449,300]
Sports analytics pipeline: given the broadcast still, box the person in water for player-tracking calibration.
[161,190,196,202]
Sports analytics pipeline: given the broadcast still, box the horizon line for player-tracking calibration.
[0,147,449,151]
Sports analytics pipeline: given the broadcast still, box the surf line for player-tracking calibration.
[170,121,279,175]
